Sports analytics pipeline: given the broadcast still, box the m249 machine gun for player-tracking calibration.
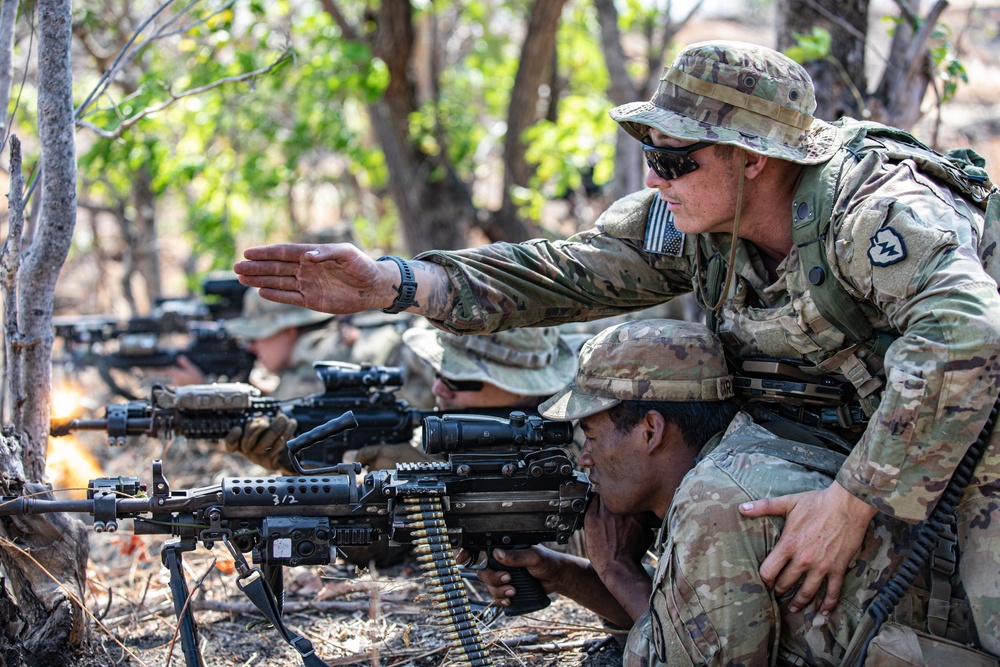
[51,362,434,468]
[53,276,254,398]
[4,412,591,667]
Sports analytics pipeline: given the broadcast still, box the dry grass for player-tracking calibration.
[71,542,622,667]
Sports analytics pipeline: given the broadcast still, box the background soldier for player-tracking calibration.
[350,325,580,469]
[172,288,411,471]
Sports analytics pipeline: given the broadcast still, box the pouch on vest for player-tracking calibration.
[863,623,999,667]
[788,119,999,409]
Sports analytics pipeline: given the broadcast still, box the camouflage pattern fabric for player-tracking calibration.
[226,288,332,341]
[415,120,1000,650]
[623,413,935,667]
[403,326,578,396]
[609,41,840,165]
[539,319,733,420]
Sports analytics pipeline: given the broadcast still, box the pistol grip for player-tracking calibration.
[487,547,550,616]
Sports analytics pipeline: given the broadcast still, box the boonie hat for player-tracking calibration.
[539,319,734,421]
[610,40,839,165]
[402,327,577,396]
[225,289,332,341]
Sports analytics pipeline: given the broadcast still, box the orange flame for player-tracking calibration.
[46,435,104,501]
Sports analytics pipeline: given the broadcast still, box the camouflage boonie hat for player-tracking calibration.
[610,41,838,165]
[225,289,332,341]
[539,320,734,421]
[402,327,577,396]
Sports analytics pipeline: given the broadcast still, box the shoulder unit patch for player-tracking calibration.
[868,227,907,266]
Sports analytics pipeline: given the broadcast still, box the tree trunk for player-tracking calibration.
[0,445,90,664]
[125,166,163,309]
[0,0,91,661]
[0,0,18,142]
[365,0,477,254]
[776,0,868,121]
[488,0,567,243]
[594,0,695,200]
[869,0,947,130]
[595,0,646,200]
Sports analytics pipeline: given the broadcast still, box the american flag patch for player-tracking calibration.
[642,196,683,256]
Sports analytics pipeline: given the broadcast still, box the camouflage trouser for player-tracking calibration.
[959,468,1000,654]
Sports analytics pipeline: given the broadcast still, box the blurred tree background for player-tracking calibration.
[0,0,994,320]
[4,0,675,318]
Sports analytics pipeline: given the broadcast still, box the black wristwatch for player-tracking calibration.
[377,255,419,314]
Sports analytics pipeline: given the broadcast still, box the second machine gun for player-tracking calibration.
[50,362,532,466]
[51,362,499,468]
[6,411,591,667]
[53,276,254,399]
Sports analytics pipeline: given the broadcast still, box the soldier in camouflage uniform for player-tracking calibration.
[194,289,409,471]
[350,325,580,469]
[233,41,1000,649]
[477,319,979,665]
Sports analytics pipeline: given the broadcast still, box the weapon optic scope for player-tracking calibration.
[422,411,573,455]
[314,362,404,393]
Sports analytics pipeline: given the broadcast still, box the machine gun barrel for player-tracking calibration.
[50,363,430,466]
[9,412,591,667]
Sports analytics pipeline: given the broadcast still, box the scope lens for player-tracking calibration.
[422,414,573,455]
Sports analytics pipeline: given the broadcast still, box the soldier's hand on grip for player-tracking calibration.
[225,413,297,473]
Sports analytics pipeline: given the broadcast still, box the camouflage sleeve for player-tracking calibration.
[654,458,783,666]
[415,229,695,334]
[832,184,1000,522]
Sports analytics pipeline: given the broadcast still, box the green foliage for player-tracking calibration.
[929,24,967,103]
[783,27,832,64]
[72,0,390,277]
[17,0,668,285]
[513,2,618,222]
[881,14,967,104]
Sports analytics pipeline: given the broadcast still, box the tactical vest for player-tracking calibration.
[702,119,999,412]
[790,118,998,348]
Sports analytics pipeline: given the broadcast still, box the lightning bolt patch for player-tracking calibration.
[868,227,907,267]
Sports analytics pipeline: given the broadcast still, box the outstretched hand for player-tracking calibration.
[233,243,395,315]
[738,481,876,614]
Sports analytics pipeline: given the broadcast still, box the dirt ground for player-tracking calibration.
[72,547,626,667]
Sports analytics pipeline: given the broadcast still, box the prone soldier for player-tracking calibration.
[350,325,580,470]
[477,319,985,665]
[169,289,410,471]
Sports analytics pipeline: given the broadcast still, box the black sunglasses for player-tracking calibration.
[641,141,715,180]
[435,373,485,393]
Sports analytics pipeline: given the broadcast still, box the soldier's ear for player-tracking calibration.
[642,409,668,455]
[743,150,768,179]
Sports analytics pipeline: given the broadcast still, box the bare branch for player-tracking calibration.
[0,0,20,143]
[73,0,187,124]
[2,136,25,428]
[316,0,360,41]
[153,0,236,41]
[80,49,292,140]
[0,0,33,157]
